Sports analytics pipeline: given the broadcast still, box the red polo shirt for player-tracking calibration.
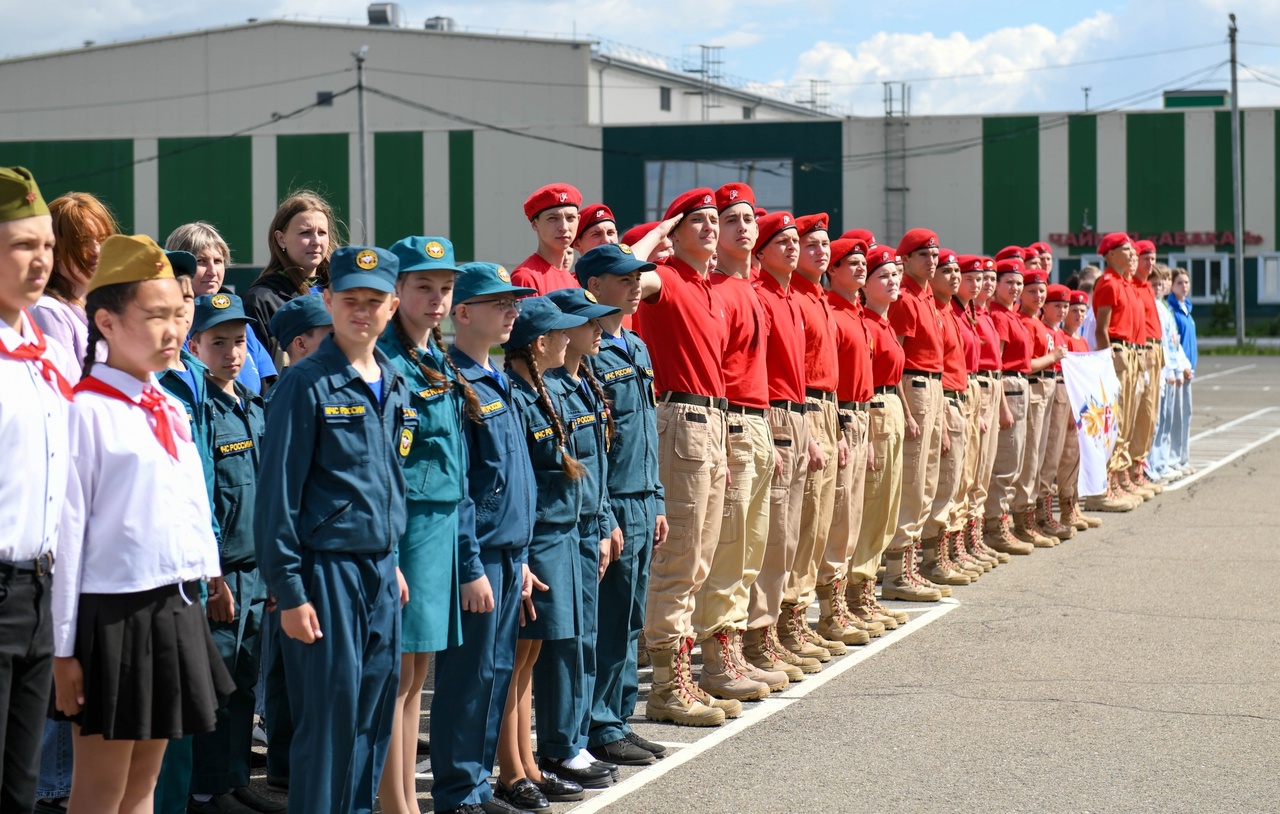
[936,296,968,392]
[1067,332,1090,353]
[711,272,769,410]
[790,273,839,392]
[1020,311,1054,359]
[974,305,1002,372]
[989,302,1032,374]
[862,308,905,388]
[637,256,728,398]
[753,271,807,403]
[829,291,874,403]
[1092,268,1138,344]
[1051,327,1070,370]
[510,252,580,296]
[888,274,944,372]
[1132,277,1162,341]
[951,300,981,375]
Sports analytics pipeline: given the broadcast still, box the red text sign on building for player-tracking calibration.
[1048,230,1264,248]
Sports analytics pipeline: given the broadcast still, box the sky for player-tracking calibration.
[7,0,1280,115]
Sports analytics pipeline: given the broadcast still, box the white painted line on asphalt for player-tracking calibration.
[1194,363,1256,382]
[1187,407,1277,443]
[1164,426,1280,491]
[566,600,960,814]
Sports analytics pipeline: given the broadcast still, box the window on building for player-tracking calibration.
[659,86,672,112]
[643,159,793,223]
[1258,253,1280,305]
[1166,252,1231,304]
[743,106,754,120]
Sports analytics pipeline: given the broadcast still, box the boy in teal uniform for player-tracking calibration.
[255,247,414,814]
[186,293,279,814]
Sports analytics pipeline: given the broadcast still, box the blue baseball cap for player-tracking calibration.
[546,287,620,321]
[574,243,655,287]
[165,250,198,278]
[191,292,251,333]
[328,246,399,293]
[269,293,332,348]
[390,236,462,275]
[502,296,588,351]
[455,262,535,304]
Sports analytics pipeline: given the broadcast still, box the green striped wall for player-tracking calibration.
[1125,112,1184,235]
[276,133,349,240]
[374,131,424,247]
[981,116,1040,253]
[1215,110,1242,252]
[0,140,135,232]
[448,130,475,263]
[158,137,253,261]
[1067,115,1097,256]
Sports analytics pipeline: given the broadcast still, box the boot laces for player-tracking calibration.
[714,630,745,679]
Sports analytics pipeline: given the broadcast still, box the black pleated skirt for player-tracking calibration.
[53,581,236,740]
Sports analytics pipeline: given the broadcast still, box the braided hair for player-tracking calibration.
[505,343,585,480]
[82,281,142,379]
[577,361,615,451]
[390,312,483,423]
[433,325,482,422]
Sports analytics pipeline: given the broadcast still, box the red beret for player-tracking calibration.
[1069,290,1089,305]
[841,228,876,245]
[897,228,939,257]
[754,207,768,220]
[982,256,996,271]
[716,183,755,212]
[867,245,897,272]
[754,211,797,253]
[1134,239,1157,255]
[575,203,614,242]
[795,213,830,236]
[1045,283,1071,303]
[523,183,582,220]
[1031,241,1052,256]
[1098,232,1131,255]
[1022,270,1048,285]
[620,222,657,247]
[663,188,716,221]
[830,238,868,267]
[957,254,984,272]
[937,248,959,267]
[995,245,1025,262]
[995,257,1025,275]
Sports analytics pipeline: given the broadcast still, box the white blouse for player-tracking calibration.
[53,364,221,658]
[0,313,71,563]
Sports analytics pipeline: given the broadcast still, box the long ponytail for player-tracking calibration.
[505,344,585,480]
[434,325,482,423]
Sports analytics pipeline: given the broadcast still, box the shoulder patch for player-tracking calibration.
[480,399,505,416]
[417,384,450,400]
[323,403,367,418]
[532,425,555,442]
[217,439,254,456]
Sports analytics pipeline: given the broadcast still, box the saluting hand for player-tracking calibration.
[461,575,495,614]
[53,657,85,717]
[282,603,323,644]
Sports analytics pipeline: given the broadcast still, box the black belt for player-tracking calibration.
[1145,339,1160,348]
[1003,371,1026,379]
[944,389,966,402]
[870,400,885,409]
[873,384,896,395]
[726,403,767,418]
[805,388,836,403]
[839,400,870,413]
[662,391,727,411]
[978,369,1002,379]
[1110,340,1140,350]
[769,400,807,414]
[968,372,979,381]
[903,369,942,380]
[805,402,821,412]
[1027,372,1046,381]
[0,552,53,577]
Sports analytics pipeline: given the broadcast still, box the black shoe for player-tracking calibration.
[625,730,668,758]
[478,797,535,814]
[494,778,550,812]
[531,769,586,801]
[589,737,656,766]
[231,786,287,813]
[417,736,430,756]
[536,756,613,789]
[34,801,68,814]
[249,749,267,769]
[265,775,289,793]
[187,794,256,814]
[593,759,621,783]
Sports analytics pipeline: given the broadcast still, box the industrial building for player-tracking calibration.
[2,8,1278,324]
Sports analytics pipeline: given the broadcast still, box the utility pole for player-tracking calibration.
[354,45,370,245]
[1082,86,1091,112]
[1229,14,1245,345]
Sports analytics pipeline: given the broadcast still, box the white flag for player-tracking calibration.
[1061,350,1121,496]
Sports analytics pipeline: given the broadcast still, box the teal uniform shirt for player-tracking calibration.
[207,380,265,570]
[549,368,618,539]
[589,330,664,513]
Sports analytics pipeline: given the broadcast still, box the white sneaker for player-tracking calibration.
[252,724,268,745]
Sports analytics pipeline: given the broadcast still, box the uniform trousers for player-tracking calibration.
[643,402,726,651]
[924,396,966,540]
[1170,380,1193,468]
[589,493,657,748]
[966,374,1002,520]
[0,567,52,813]
[1107,346,1141,473]
[262,607,294,781]
[1056,410,1083,501]
[953,378,984,531]
[820,408,868,586]
[985,375,1028,518]
[890,376,944,551]
[848,394,905,582]
[693,412,772,638]
[746,407,808,630]
[788,399,839,607]
[1014,377,1056,511]
[1131,345,1165,467]
[1037,377,1072,503]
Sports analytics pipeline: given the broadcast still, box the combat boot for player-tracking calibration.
[742,627,803,683]
[1086,475,1135,512]
[1038,494,1075,540]
[1013,506,1056,547]
[920,535,971,586]
[644,644,725,727]
[984,516,1033,555]
[680,640,742,718]
[969,517,1007,564]
[767,625,821,674]
[815,583,870,647]
[1058,495,1087,530]
[697,630,770,702]
[636,630,649,668]
[908,541,951,597]
[1133,466,1163,495]
[950,528,988,576]
[778,603,832,661]
[795,603,847,656]
[834,576,884,637]
[881,547,943,602]
[728,629,788,691]
[864,579,909,626]
[846,578,897,631]
[1119,470,1153,501]
[1070,497,1102,528]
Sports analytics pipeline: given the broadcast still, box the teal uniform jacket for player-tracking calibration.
[159,349,220,543]
[254,334,414,611]
[207,380,265,570]
[377,326,467,653]
[589,330,665,512]
[549,368,618,540]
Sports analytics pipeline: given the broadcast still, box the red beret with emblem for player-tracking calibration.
[754,207,767,220]
[957,254,984,272]
[995,257,1025,276]
[795,213,830,237]
[897,228,939,257]
[1045,283,1071,302]
[620,222,656,247]
[663,188,717,221]
[523,183,582,221]
[937,248,959,267]
[754,211,797,253]
[1031,241,1052,256]
[868,245,897,272]
[716,183,755,212]
[1069,290,1089,305]
[575,203,615,242]
[841,228,876,245]
[995,245,1025,262]
[982,256,996,271]
[1022,269,1048,285]
[1098,232,1131,255]
[830,238,868,267]
[1133,239,1157,255]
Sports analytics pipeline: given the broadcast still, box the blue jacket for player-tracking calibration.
[449,346,537,584]
[549,368,618,540]
[1166,294,1197,370]
[207,380,266,570]
[511,373,584,528]
[255,334,413,610]
[588,330,664,514]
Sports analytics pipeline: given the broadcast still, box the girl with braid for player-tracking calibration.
[375,237,476,814]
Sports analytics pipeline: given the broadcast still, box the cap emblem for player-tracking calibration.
[425,241,446,259]
[496,265,511,283]
[703,194,712,204]
[211,294,232,309]
[585,291,598,303]
[559,192,568,203]
[355,250,379,270]
[619,244,633,255]
[783,215,791,225]
[729,189,738,200]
